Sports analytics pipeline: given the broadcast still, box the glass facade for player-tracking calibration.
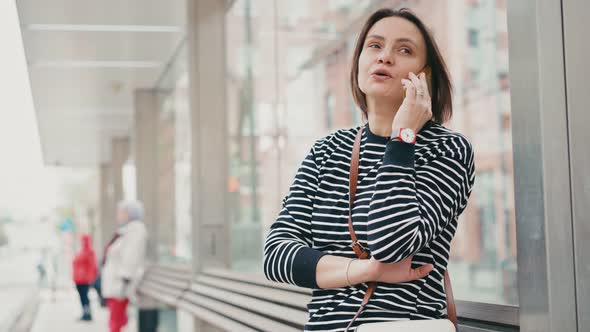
[172,72,192,262]
[225,0,517,306]
[156,42,192,263]
[157,94,176,261]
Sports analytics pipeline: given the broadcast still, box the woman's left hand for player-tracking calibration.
[366,255,434,284]
[392,71,432,135]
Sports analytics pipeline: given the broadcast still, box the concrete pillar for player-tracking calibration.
[99,137,129,250]
[111,137,130,204]
[134,89,160,261]
[187,0,229,272]
[99,163,115,249]
[187,1,229,330]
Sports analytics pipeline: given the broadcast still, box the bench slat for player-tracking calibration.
[181,292,301,332]
[202,268,312,295]
[177,303,259,332]
[196,275,309,310]
[139,284,178,306]
[146,273,190,290]
[188,282,308,326]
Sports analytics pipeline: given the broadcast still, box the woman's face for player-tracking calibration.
[357,16,427,104]
[116,209,128,224]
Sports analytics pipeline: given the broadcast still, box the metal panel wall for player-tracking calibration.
[562,0,590,330]
[507,0,578,331]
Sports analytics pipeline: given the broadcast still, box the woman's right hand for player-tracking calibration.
[365,256,433,284]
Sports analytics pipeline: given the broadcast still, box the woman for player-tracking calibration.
[263,8,475,331]
[102,200,148,332]
[72,234,98,321]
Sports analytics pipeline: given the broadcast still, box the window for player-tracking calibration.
[155,43,191,263]
[225,0,518,325]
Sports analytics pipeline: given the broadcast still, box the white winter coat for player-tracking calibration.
[102,220,148,299]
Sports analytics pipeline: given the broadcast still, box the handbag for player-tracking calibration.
[345,128,458,332]
[356,319,456,332]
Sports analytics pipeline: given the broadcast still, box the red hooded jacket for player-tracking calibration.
[72,234,98,285]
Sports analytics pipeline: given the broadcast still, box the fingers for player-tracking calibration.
[404,72,432,120]
[409,72,428,100]
[417,263,434,277]
[402,72,428,102]
[397,256,432,280]
[401,78,415,103]
[401,255,414,263]
[418,72,431,100]
[410,263,434,280]
[407,72,430,98]
[408,72,422,93]
[372,257,433,283]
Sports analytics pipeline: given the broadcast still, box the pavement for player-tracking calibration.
[0,249,38,331]
[0,246,138,332]
[30,288,138,332]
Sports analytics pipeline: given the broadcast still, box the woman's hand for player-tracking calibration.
[392,71,432,135]
[365,255,433,284]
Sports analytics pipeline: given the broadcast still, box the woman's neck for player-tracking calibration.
[366,97,400,137]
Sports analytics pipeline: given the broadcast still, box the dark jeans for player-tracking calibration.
[138,309,159,332]
[75,284,90,307]
[93,273,105,305]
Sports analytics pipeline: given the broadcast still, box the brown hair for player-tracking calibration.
[350,8,453,124]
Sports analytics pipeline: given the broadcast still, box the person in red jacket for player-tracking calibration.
[72,234,98,321]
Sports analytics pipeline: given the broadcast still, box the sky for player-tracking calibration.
[0,1,60,218]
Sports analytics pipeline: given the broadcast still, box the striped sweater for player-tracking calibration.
[263,121,475,331]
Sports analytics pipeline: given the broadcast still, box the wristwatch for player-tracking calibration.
[394,128,417,144]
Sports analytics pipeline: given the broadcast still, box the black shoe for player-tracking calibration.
[80,304,93,321]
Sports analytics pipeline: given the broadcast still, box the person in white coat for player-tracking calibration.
[102,200,148,332]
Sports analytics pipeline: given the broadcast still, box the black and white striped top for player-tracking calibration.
[264,121,475,331]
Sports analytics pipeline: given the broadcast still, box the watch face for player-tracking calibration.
[401,129,415,143]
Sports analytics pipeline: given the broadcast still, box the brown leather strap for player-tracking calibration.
[445,270,458,326]
[348,129,370,260]
[345,128,375,332]
[345,283,376,332]
[345,127,457,331]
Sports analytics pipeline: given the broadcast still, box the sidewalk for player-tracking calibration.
[0,249,38,331]
[30,288,137,332]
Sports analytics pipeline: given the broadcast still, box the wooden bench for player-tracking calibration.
[138,264,310,331]
[138,264,519,332]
